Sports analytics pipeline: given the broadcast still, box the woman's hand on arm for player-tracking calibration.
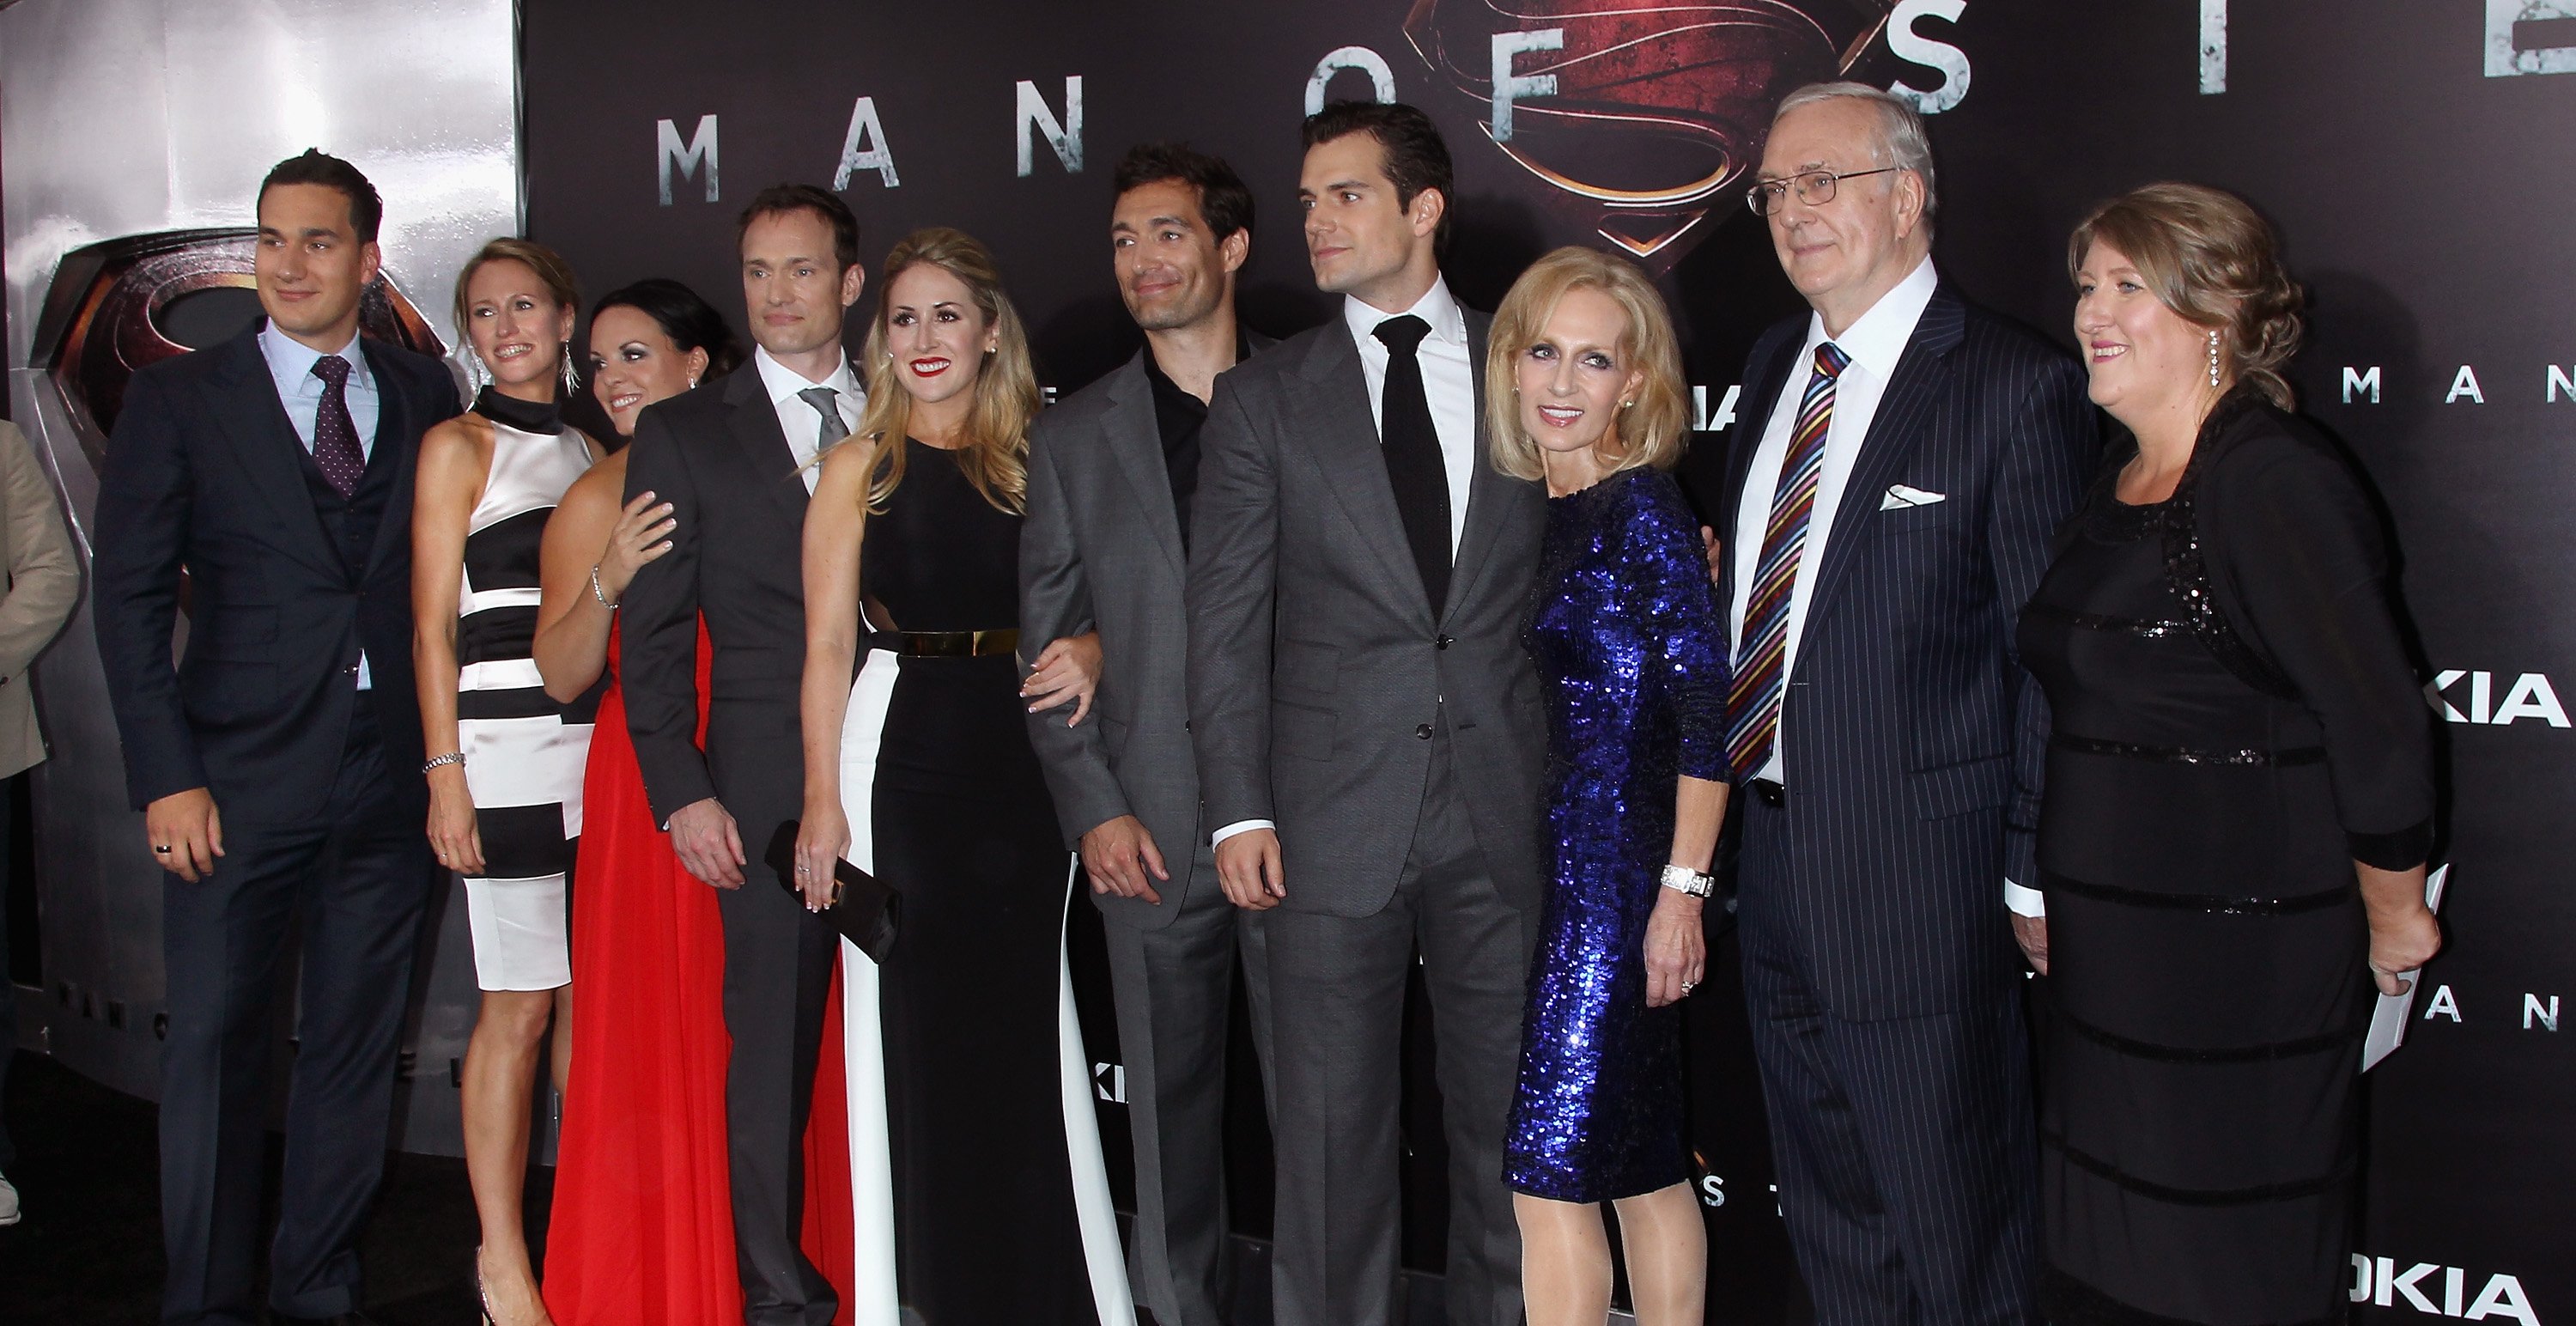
[793,441,875,911]
[534,459,665,702]
[410,419,490,876]
[1022,630,1103,724]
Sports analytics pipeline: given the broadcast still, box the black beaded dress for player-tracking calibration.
[2016,393,2433,1326]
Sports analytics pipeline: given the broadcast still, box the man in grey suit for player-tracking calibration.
[1187,102,1547,1326]
[1020,141,1278,1326]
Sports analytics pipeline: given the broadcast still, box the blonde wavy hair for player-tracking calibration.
[1484,246,1692,482]
[854,227,1038,514]
[2068,182,2304,410]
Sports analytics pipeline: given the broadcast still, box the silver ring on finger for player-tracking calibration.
[155,844,173,854]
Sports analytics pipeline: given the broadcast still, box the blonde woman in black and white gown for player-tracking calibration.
[413,238,600,1326]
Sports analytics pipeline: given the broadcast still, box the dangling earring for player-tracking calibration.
[458,346,489,395]
[2207,330,2222,388]
[560,343,580,398]
[686,374,701,390]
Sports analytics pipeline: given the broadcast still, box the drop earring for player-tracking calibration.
[2207,330,2221,387]
[560,343,580,398]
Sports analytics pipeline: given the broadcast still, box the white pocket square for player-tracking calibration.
[1881,484,1947,510]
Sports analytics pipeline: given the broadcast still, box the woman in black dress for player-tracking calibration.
[2018,183,2442,1326]
[793,228,1130,1323]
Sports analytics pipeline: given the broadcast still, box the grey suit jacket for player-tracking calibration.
[0,420,78,779]
[1185,311,1548,918]
[1023,343,1267,930]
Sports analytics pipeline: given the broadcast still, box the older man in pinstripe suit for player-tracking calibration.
[1714,83,2097,1324]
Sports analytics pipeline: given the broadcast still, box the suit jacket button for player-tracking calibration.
[1414,722,1433,740]
[1182,720,1192,733]
[1435,634,1454,650]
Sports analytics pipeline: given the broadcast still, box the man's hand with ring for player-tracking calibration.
[144,788,224,883]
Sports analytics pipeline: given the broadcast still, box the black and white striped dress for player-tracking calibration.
[455,389,597,992]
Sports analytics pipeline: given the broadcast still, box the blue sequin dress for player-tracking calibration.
[1504,467,1731,1202]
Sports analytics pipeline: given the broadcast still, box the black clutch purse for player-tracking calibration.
[764,821,900,964]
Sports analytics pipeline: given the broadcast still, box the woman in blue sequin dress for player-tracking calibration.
[1489,248,1732,1326]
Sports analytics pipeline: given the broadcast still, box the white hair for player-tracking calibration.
[1771,81,1938,223]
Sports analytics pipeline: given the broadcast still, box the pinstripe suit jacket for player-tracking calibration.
[1717,283,2097,1019]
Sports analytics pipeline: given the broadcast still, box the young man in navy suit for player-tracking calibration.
[1714,84,2095,1325]
[93,150,461,1326]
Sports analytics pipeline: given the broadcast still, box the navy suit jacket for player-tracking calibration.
[1717,283,2096,1019]
[92,322,459,824]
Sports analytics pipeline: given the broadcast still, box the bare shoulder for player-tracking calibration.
[559,448,630,521]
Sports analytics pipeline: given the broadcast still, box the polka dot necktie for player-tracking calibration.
[308,354,367,497]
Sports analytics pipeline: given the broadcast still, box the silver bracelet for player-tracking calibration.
[1659,863,1715,897]
[422,751,465,774]
[590,563,618,610]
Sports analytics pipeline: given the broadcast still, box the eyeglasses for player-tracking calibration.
[1745,167,1900,216]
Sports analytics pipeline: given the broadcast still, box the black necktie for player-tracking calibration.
[1371,314,1450,613]
[308,355,366,497]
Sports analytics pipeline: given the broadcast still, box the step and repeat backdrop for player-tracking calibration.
[517,2,2568,1321]
[0,0,2558,1321]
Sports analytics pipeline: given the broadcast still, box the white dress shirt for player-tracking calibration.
[258,319,380,690]
[1342,277,1477,556]
[751,345,865,494]
[1212,279,1482,851]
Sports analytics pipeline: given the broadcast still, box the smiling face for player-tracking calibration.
[883,260,997,409]
[1516,286,1646,472]
[1299,131,1440,308]
[462,258,574,397]
[1757,97,1928,334]
[1112,178,1243,333]
[254,181,381,350]
[2074,238,2220,427]
[741,206,863,359]
[587,304,708,438]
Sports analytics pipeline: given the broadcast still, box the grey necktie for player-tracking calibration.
[797,386,848,456]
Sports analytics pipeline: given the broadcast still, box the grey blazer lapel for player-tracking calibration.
[1285,319,1426,618]
[724,365,811,520]
[1445,309,1520,623]
[1099,354,1184,574]
[206,329,341,578]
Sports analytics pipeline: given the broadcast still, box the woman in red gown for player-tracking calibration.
[531,280,857,1323]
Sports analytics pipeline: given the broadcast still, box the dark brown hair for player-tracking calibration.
[2069,182,2303,409]
[1302,100,1454,253]
[258,149,383,242]
[1112,142,1255,245]
[738,183,862,275]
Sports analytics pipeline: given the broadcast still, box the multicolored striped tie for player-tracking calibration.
[1724,341,1850,780]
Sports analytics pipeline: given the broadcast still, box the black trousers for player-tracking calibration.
[157,703,439,1326]
[706,709,840,1326]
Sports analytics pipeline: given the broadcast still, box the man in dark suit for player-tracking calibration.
[92,149,460,1326]
[1714,83,2095,1324]
[619,184,864,1326]
[1187,102,1547,1326]
[1022,141,1277,1326]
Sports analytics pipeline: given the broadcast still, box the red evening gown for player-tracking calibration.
[544,624,857,1323]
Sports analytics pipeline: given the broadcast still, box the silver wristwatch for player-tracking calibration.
[1659,863,1715,897]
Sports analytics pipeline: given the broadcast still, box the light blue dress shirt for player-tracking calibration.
[257,319,380,689]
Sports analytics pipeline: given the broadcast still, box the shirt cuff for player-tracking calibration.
[2003,878,2046,919]
[1212,818,1275,849]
